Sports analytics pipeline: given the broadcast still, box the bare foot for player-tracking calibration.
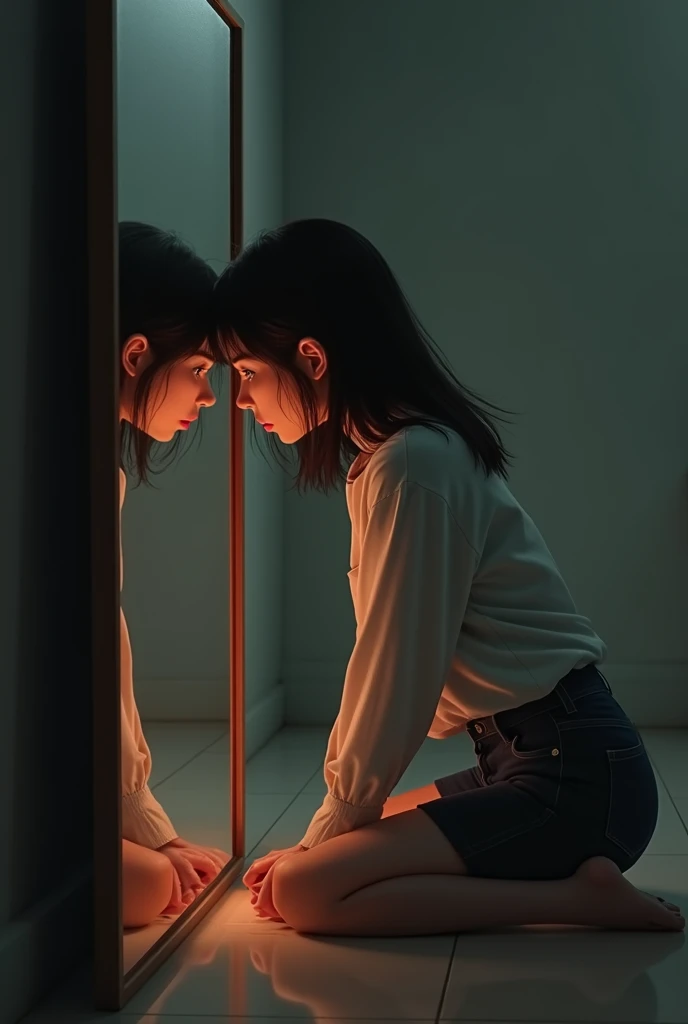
[572,857,685,931]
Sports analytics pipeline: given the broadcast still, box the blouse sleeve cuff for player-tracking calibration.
[299,793,383,848]
[122,785,178,849]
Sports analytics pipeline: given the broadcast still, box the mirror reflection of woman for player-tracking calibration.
[213,218,684,936]
[118,222,229,928]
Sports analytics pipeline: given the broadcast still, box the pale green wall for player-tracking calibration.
[216,0,286,720]
[119,0,286,722]
[281,0,688,723]
[117,0,232,716]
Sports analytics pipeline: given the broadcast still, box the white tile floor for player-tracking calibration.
[25,726,688,1024]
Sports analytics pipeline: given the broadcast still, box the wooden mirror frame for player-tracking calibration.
[85,0,245,1010]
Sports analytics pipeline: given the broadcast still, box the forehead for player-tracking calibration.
[230,349,254,365]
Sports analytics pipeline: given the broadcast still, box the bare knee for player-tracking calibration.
[122,839,174,929]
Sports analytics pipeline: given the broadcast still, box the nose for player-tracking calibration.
[198,379,217,409]
[235,380,252,411]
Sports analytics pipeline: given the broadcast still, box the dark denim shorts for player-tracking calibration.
[418,664,658,880]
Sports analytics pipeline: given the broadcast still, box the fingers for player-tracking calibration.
[206,846,230,869]
[254,866,283,922]
[243,866,263,887]
[243,866,260,887]
[245,869,268,892]
[250,877,265,902]
[244,853,279,887]
[194,847,226,874]
[174,859,205,904]
[254,873,273,918]
[172,866,183,905]
[185,850,222,884]
[171,840,229,877]
[163,867,184,915]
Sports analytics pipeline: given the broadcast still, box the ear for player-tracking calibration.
[297,337,328,381]
[121,334,151,378]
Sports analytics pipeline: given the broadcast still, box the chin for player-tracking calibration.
[280,431,304,445]
[152,428,177,443]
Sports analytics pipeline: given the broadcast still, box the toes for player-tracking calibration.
[644,892,681,914]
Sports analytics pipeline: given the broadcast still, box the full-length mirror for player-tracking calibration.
[87,0,244,1011]
[116,0,234,976]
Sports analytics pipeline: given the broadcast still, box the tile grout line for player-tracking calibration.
[245,770,326,858]
[434,934,458,1024]
[148,726,230,790]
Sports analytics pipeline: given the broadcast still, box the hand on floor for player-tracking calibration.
[243,844,306,899]
[245,846,308,921]
[159,836,229,912]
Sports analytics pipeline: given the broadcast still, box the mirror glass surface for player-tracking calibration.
[116,0,233,974]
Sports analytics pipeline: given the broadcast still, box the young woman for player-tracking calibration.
[212,218,684,937]
[119,222,229,928]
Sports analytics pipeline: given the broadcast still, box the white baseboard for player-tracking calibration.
[0,865,91,1024]
[138,679,287,761]
[283,661,688,728]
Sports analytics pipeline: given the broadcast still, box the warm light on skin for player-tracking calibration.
[119,334,217,442]
[233,337,329,444]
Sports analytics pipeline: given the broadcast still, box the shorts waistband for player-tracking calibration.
[467,664,612,743]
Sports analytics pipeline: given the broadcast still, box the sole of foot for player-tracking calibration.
[575,857,685,931]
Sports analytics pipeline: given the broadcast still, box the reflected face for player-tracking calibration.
[120,335,217,442]
[233,340,328,444]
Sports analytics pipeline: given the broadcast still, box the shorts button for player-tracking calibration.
[475,723,484,734]
[552,748,560,756]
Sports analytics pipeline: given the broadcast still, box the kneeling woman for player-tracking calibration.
[213,218,683,936]
[118,222,229,928]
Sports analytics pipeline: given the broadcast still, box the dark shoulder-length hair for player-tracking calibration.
[211,218,513,494]
[119,221,228,485]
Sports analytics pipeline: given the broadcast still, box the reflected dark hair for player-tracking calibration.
[211,218,514,495]
[119,221,228,485]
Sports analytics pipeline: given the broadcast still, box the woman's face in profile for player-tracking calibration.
[120,335,217,442]
[232,357,304,444]
[232,340,328,445]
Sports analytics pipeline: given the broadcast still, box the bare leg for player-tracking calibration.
[382,784,681,921]
[381,782,441,818]
[122,838,175,929]
[271,808,685,937]
[307,857,685,936]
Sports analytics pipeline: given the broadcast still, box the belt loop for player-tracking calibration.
[556,681,577,714]
[493,715,510,744]
[597,669,613,694]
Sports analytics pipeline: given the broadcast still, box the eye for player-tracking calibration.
[240,369,255,382]
[193,366,207,378]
